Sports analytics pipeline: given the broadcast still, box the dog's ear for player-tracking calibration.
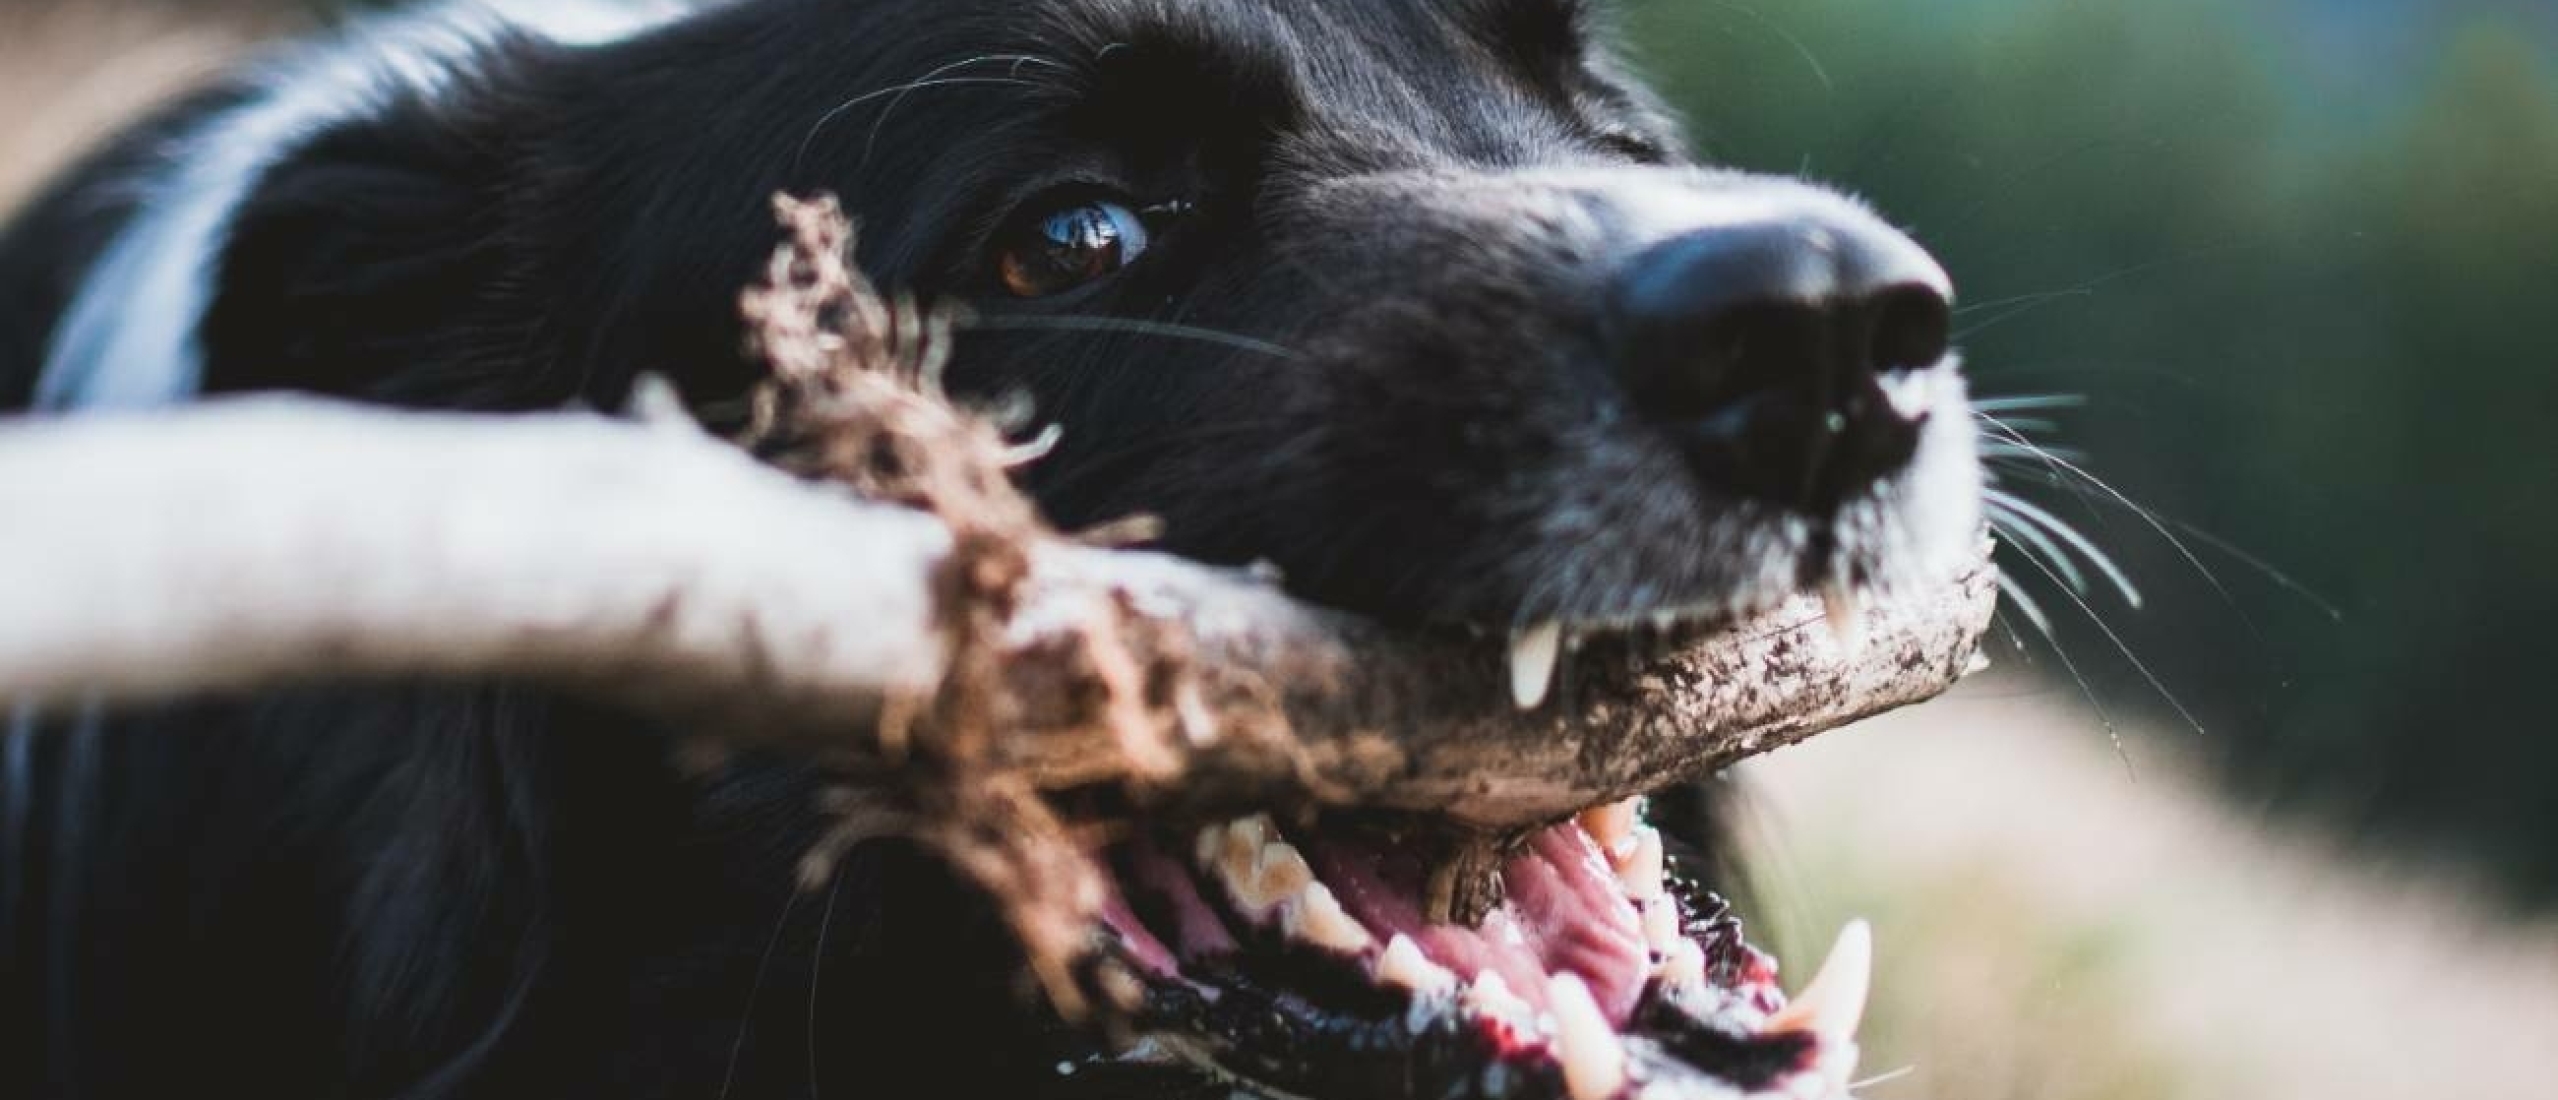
[199,99,553,409]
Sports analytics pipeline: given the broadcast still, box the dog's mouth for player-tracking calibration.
[1086,800,1864,1100]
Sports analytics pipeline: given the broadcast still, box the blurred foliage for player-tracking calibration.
[1616,0,2558,903]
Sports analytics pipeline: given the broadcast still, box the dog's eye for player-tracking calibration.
[997,200,1152,298]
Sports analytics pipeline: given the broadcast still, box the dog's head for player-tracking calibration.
[899,2,1973,630]
[770,3,1974,1092]
[491,0,1980,637]
[174,1,1983,1096]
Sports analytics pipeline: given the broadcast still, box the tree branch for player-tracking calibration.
[0,398,1995,828]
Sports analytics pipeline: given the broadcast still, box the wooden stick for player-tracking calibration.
[0,398,1997,828]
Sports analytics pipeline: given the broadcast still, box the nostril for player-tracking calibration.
[1603,213,1952,516]
[1868,284,1951,372]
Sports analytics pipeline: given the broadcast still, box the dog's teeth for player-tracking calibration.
[1577,798,1641,861]
[1226,814,1275,851]
[1254,837,1316,904]
[1821,586,1866,656]
[1200,815,1315,920]
[1280,881,1374,954]
[1510,621,1564,710]
[1618,826,1666,903]
[1238,840,1315,919]
[1639,898,1682,955]
[1656,937,1707,993]
[1463,971,1534,1027]
[1193,822,1229,869]
[1766,920,1873,1046]
[1376,933,1458,997]
[1651,610,1678,632]
[1878,370,1935,420]
[1546,972,1630,1100]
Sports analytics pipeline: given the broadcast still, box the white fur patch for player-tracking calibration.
[35,0,689,412]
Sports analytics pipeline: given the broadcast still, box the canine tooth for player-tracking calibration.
[1767,920,1873,1045]
[1640,898,1683,955]
[1280,881,1375,954]
[1578,798,1640,862]
[1618,826,1666,903]
[1879,369,1936,419]
[1226,814,1276,851]
[1376,933,1458,997]
[1546,972,1629,1100]
[1510,621,1565,710]
[1821,586,1866,656]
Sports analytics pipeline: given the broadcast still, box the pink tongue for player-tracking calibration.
[1307,824,1649,1025]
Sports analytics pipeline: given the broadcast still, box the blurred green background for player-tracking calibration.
[1615,0,2558,906]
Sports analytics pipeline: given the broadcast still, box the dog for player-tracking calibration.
[0,1,1979,1097]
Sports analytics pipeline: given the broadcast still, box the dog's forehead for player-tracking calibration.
[1026,0,1612,164]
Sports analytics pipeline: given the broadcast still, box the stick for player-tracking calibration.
[0,397,1996,828]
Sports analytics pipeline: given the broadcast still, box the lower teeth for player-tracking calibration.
[1115,812,1868,1100]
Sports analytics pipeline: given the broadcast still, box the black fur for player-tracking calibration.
[0,1,1975,1096]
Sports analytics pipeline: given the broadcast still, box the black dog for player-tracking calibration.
[0,1,1979,1097]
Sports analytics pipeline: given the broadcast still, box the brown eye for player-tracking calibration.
[997,200,1152,298]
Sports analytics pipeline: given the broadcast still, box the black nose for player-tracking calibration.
[1606,214,1953,516]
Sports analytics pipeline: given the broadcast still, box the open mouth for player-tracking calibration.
[1088,799,1869,1100]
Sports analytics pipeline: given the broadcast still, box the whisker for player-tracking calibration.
[1955,244,2253,341]
[1996,468,2345,624]
[1977,413,2063,437]
[716,886,804,1100]
[793,72,1041,175]
[2001,571,2132,772]
[1952,290,2097,339]
[861,53,1070,167]
[1986,444,2091,465]
[806,868,845,1100]
[2140,513,2346,624]
[1952,287,2095,319]
[1709,1,1834,94]
[960,314,1303,360]
[1973,393,2089,414]
[1849,1065,1920,1091]
[1986,494,2091,597]
[1991,606,2038,664]
[1996,572,2057,644]
[1977,424,2279,631]
[1985,486,2142,608]
[1975,414,2122,542]
[2010,540,2207,738]
[1026,421,1296,505]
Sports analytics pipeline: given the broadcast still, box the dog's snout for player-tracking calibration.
[1605,212,1953,515]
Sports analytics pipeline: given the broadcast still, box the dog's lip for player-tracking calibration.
[1085,804,1871,1100]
